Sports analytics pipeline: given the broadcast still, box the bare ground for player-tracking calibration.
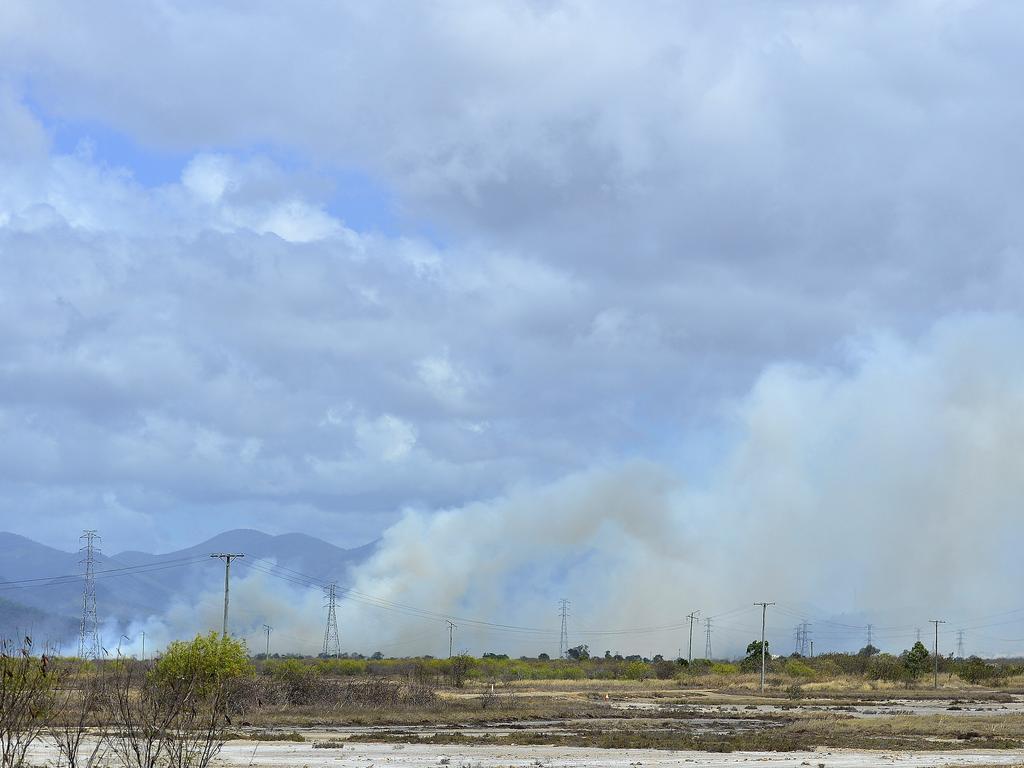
[25,737,1024,768]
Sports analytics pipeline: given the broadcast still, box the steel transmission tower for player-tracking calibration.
[322,582,341,657]
[558,599,570,658]
[793,622,812,656]
[956,629,965,658]
[78,530,101,659]
[704,618,712,659]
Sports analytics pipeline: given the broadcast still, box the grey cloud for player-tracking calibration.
[4,4,1023,344]
[0,3,1023,654]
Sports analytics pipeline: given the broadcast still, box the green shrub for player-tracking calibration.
[621,661,650,681]
[151,632,252,694]
[866,653,904,682]
[686,658,712,675]
[957,656,1000,684]
[710,662,739,675]
[783,659,815,679]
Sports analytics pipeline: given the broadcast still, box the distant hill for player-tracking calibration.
[0,529,376,644]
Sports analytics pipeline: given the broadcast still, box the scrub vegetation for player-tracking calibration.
[6,635,1024,764]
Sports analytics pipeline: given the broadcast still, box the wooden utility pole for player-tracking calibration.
[930,619,945,690]
[210,553,244,638]
[686,611,700,663]
[446,620,457,658]
[754,602,775,694]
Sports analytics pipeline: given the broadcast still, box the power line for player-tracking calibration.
[0,555,208,590]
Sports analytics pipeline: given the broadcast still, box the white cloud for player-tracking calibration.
[0,3,1022,655]
[355,414,417,462]
[181,154,233,204]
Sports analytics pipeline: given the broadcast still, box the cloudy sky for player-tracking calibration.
[3,1,1024,654]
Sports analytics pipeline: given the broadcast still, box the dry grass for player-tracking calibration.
[342,710,1024,753]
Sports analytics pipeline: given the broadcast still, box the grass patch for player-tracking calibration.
[223,730,306,742]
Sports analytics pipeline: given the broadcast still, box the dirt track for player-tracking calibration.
[27,738,1024,768]
[186,741,1024,768]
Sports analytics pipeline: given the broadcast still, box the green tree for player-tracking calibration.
[566,644,590,661]
[152,632,252,695]
[740,640,768,672]
[902,641,930,681]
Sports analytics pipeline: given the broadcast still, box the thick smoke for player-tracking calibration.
[132,314,1024,659]
[338,313,1024,658]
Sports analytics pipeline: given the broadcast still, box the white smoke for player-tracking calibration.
[132,313,1024,659]
[338,313,1024,658]
[116,567,325,658]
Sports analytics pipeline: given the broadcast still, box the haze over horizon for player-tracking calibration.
[2,1,1024,657]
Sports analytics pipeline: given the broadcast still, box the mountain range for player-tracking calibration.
[0,529,376,648]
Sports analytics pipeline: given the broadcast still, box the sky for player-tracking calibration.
[3,1,1024,657]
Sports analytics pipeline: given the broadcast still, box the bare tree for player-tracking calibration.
[0,637,58,768]
[164,682,228,768]
[105,660,195,768]
[50,662,106,768]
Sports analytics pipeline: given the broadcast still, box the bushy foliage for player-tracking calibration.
[621,661,650,681]
[865,653,904,682]
[566,645,590,661]
[152,633,253,695]
[902,641,930,681]
[740,641,768,672]
[783,659,816,679]
[956,655,1000,684]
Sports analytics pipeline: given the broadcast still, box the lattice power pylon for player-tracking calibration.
[78,530,101,659]
[558,599,570,658]
[322,582,341,657]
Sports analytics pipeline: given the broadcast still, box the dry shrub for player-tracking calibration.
[0,638,58,768]
[337,679,437,709]
[50,664,107,768]
[231,675,438,712]
[105,656,229,768]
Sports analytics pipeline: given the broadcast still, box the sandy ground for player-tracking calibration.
[26,738,1024,768]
